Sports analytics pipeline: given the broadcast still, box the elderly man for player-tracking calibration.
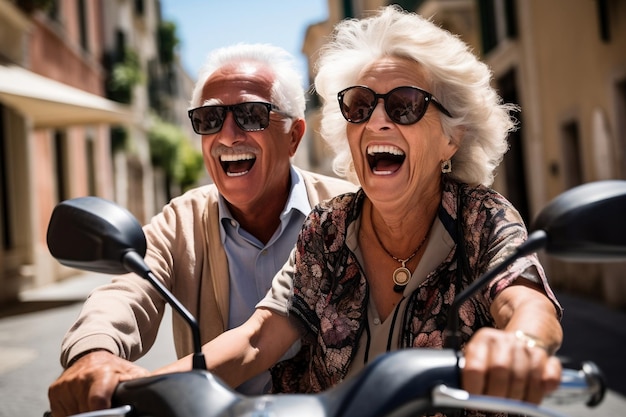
[47,43,356,416]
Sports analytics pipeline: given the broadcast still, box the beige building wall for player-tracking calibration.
[505,1,626,306]
[514,1,626,190]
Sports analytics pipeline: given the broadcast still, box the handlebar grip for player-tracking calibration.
[543,361,606,407]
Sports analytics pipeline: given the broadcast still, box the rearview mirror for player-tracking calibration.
[46,196,147,274]
[47,195,205,368]
[531,179,626,261]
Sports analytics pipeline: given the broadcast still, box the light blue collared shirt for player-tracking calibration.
[218,167,310,394]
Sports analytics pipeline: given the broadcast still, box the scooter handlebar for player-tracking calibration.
[544,361,606,407]
[57,351,607,417]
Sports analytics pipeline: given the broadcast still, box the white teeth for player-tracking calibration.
[367,145,404,156]
[227,171,248,177]
[220,152,255,162]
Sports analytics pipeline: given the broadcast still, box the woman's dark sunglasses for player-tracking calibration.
[337,85,452,125]
[188,102,291,135]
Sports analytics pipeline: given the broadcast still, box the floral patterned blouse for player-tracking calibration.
[269,178,562,407]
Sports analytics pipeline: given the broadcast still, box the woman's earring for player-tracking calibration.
[441,159,452,174]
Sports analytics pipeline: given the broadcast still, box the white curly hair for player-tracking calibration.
[314,5,517,186]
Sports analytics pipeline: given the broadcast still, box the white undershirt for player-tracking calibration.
[344,219,453,380]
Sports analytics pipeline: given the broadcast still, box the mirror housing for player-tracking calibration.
[46,196,147,275]
[532,180,626,262]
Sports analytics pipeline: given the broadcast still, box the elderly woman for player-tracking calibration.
[160,5,563,408]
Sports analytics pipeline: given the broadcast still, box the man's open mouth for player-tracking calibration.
[367,145,405,175]
[220,152,256,177]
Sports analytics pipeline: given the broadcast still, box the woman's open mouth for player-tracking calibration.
[366,145,405,175]
[220,152,256,177]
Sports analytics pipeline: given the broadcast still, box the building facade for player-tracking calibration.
[0,0,195,304]
[0,0,129,302]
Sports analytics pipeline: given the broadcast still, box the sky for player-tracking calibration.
[159,0,329,84]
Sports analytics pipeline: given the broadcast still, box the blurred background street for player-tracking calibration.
[1,272,625,417]
[1,0,626,416]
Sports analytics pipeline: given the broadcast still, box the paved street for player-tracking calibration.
[0,274,177,417]
[1,273,625,417]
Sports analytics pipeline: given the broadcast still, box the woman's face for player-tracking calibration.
[346,56,458,207]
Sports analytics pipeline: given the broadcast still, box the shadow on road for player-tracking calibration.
[0,299,82,319]
[557,291,626,397]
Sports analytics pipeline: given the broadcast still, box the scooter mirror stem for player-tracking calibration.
[443,230,548,351]
[122,250,207,370]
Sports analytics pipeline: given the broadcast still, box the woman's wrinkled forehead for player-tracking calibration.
[355,56,431,88]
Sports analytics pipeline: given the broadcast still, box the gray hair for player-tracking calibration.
[314,5,516,186]
[190,43,306,131]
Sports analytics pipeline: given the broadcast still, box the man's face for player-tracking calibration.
[198,62,302,212]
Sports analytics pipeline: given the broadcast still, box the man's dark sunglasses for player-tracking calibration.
[337,85,452,125]
[188,102,291,135]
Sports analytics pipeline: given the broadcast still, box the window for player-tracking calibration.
[0,104,12,250]
[561,121,583,189]
[54,130,69,202]
[497,69,530,223]
[616,78,626,178]
[135,0,145,16]
[478,0,518,54]
[115,30,126,63]
[596,0,610,42]
[46,0,61,23]
[342,0,354,18]
[77,0,89,52]
[85,132,96,195]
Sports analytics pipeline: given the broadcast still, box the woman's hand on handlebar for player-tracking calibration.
[48,350,149,417]
[461,327,562,404]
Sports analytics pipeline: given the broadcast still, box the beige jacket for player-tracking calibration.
[60,168,356,367]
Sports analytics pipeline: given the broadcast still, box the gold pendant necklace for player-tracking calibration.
[370,208,428,293]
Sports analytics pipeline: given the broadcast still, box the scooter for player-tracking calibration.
[46,179,626,417]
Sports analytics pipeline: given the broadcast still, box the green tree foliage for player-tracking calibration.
[110,126,129,153]
[158,21,179,65]
[176,138,205,190]
[148,117,204,191]
[108,48,143,103]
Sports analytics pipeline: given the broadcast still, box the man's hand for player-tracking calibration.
[462,327,562,404]
[48,350,149,417]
